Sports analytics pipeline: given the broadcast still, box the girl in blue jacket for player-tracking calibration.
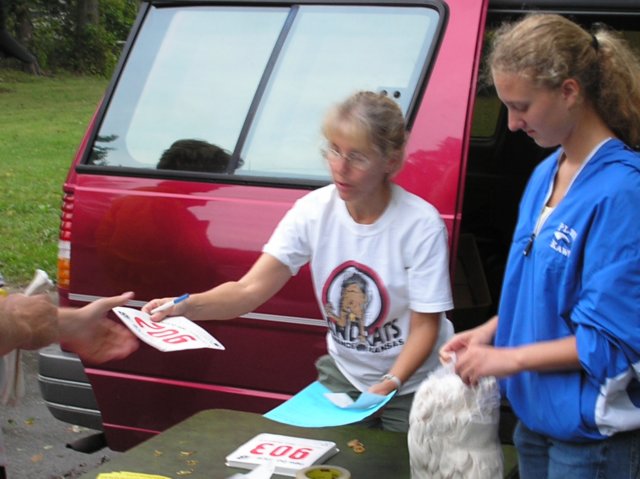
[441,13,640,479]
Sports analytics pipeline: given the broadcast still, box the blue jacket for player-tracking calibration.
[495,139,640,441]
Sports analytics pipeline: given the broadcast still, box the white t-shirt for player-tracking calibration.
[263,183,454,394]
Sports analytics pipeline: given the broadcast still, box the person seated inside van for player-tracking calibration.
[157,139,233,173]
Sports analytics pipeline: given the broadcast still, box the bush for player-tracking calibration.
[67,22,119,76]
[17,0,139,77]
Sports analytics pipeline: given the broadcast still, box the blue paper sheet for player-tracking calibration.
[264,381,396,427]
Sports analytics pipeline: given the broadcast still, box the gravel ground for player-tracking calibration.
[0,350,121,479]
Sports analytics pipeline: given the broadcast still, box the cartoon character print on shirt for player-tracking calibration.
[322,261,401,352]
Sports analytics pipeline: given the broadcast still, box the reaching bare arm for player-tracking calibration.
[143,253,293,322]
[0,294,59,355]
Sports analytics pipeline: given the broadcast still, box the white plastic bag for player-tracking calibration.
[408,360,503,479]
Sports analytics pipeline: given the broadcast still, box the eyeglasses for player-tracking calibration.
[321,146,372,171]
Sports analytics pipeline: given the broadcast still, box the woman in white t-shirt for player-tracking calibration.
[144,91,454,431]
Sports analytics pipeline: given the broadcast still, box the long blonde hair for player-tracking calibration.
[487,14,640,148]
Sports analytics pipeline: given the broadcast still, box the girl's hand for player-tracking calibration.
[454,344,520,385]
[439,315,498,364]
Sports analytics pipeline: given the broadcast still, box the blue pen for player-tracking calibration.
[150,293,189,315]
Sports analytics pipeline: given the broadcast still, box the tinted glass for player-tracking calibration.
[88,4,439,181]
[89,7,288,171]
[240,6,439,180]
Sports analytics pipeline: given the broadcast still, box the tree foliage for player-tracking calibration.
[1,0,140,76]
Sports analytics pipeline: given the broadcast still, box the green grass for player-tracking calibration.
[0,68,108,287]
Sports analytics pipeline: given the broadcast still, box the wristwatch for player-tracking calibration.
[381,373,402,389]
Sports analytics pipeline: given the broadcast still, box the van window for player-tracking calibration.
[239,6,439,180]
[87,4,441,181]
[89,7,289,171]
[470,86,502,138]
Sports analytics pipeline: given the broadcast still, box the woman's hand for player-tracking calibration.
[368,379,398,396]
[142,296,186,322]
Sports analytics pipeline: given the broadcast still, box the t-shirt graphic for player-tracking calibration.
[263,183,454,393]
[322,261,394,352]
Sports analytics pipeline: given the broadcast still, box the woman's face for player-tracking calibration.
[325,131,393,206]
[493,71,578,148]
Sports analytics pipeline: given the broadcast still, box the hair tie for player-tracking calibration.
[591,33,599,51]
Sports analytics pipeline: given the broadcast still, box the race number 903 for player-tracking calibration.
[250,443,312,460]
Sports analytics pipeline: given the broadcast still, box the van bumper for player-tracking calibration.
[37,344,103,431]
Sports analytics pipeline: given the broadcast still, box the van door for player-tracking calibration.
[57,0,488,450]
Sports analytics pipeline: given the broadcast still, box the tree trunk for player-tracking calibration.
[0,0,5,30]
[76,0,99,32]
[13,2,32,45]
[0,0,41,74]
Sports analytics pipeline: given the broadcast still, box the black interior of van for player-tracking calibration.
[451,4,640,332]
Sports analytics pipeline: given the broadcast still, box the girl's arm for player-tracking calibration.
[455,335,580,385]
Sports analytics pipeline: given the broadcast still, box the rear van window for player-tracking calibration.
[87,3,442,182]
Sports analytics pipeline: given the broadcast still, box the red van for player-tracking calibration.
[38,0,640,456]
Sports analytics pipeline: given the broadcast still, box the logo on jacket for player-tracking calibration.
[549,223,577,257]
[322,261,397,352]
